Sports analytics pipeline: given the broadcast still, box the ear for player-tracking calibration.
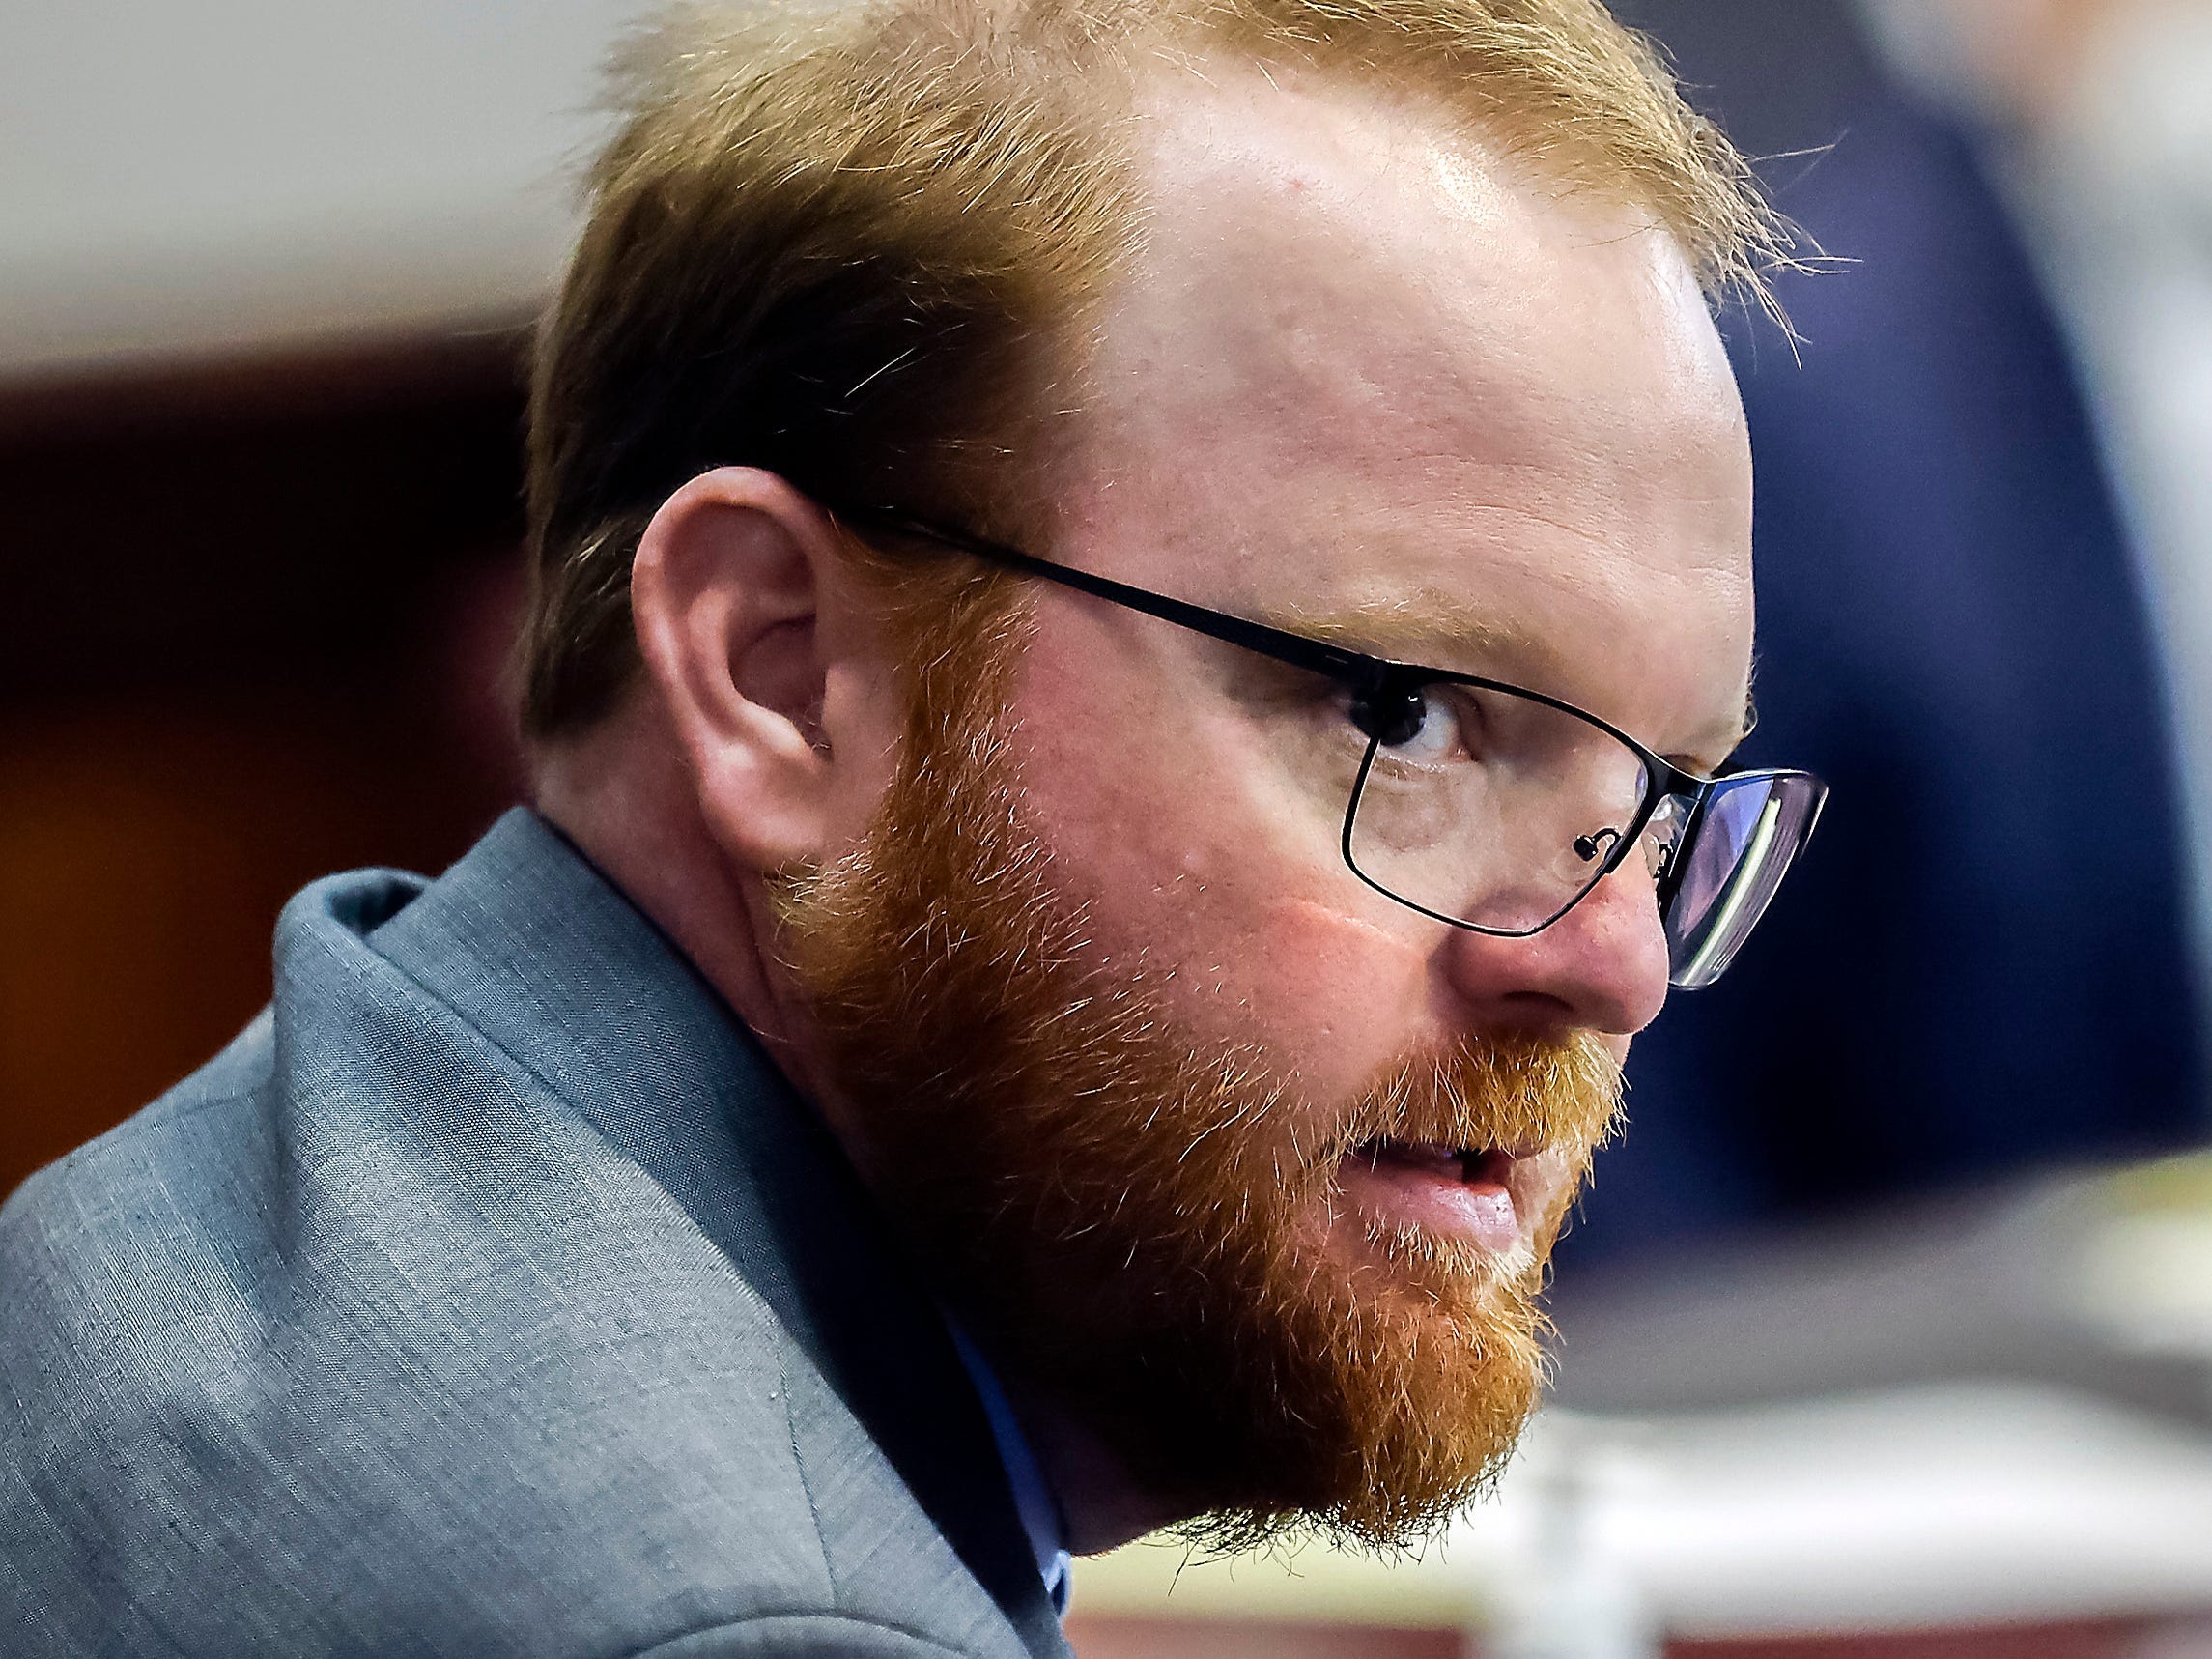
[628,467,892,875]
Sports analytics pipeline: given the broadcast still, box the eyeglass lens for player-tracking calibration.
[1343,681,1824,987]
[1661,772,1826,988]
[1345,682,1654,932]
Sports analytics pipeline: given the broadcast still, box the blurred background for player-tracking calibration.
[6,1,2212,1654]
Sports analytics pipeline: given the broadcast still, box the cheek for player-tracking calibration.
[1007,626,1437,1097]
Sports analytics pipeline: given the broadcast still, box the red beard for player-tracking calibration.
[778,607,1622,1550]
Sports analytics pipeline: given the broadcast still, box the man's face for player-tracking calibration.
[1028,72,1755,1089]
[783,71,1754,1545]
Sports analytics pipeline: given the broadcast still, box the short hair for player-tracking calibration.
[519,0,1787,739]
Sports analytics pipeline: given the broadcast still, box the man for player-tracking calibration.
[0,1,1821,1654]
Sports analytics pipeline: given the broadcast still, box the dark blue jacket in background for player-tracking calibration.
[1571,5,2206,1263]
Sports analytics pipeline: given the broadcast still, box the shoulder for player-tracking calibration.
[0,860,1019,1659]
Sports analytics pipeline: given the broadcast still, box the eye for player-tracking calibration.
[1373,686,1471,764]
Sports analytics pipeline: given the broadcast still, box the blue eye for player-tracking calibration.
[1379,688,1467,762]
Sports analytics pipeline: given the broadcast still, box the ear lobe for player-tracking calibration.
[629,467,849,874]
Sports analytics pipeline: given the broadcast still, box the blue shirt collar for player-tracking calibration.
[947,1325,1072,1616]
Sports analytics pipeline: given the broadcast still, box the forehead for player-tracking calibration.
[1053,66,1755,759]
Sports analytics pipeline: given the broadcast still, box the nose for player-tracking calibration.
[1437,860,1671,1040]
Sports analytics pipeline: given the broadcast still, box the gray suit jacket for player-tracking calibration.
[0,810,1071,1659]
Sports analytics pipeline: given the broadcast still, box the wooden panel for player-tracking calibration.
[0,334,529,1199]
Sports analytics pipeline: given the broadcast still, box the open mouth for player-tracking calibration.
[1341,1137,1529,1252]
[1352,1138,1518,1187]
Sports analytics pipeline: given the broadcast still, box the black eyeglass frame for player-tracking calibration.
[828,502,1822,958]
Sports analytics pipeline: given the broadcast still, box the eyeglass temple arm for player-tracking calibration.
[830,503,1817,909]
[827,505,1401,699]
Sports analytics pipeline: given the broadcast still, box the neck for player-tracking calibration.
[1007,1387,1188,1555]
[532,699,1188,1557]
[530,696,831,1107]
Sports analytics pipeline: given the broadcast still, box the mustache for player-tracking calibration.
[1316,1031,1626,1171]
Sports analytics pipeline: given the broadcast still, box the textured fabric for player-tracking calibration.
[0,810,1069,1659]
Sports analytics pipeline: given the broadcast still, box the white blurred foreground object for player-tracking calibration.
[1481,1416,1661,1659]
[1591,1384,2212,1634]
[1070,1385,2212,1644]
[1074,1154,2212,1645]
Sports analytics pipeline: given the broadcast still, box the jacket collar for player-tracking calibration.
[368,808,1069,1658]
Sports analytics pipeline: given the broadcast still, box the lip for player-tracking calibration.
[1337,1136,1565,1257]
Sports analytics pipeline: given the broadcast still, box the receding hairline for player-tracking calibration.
[518,0,1793,739]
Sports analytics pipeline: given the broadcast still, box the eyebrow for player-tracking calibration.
[836,500,1763,774]
[1262,589,1542,671]
[1676,703,1756,777]
[1260,589,1757,775]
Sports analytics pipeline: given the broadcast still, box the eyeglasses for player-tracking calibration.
[830,504,1827,989]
